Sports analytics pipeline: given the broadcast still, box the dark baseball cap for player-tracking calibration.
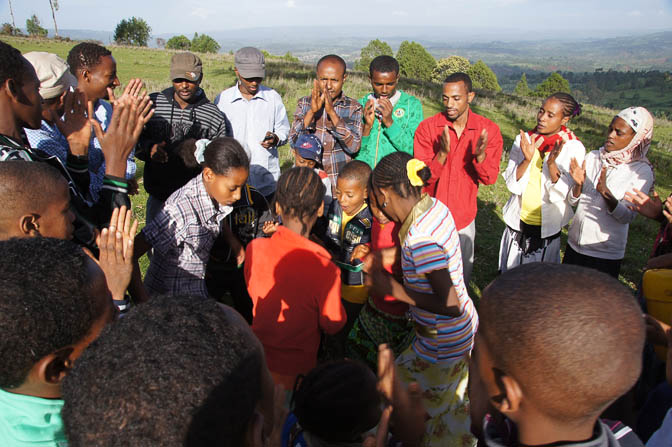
[292,134,323,163]
[170,52,202,82]
[235,47,265,79]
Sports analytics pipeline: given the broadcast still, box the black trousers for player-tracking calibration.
[562,244,622,279]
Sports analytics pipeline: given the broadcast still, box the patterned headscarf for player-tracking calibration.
[599,107,654,169]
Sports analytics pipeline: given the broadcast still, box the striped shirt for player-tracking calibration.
[138,87,229,201]
[289,94,362,189]
[142,174,232,298]
[399,194,478,362]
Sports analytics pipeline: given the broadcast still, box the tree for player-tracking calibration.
[354,39,393,72]
[467,60,501,92]
[166,35,191,50]
[191,33,220,54]
[8,0,16,32]
[513,73,532,96]
[0,23,20,36]
[26,14,48,37]
[49,0,59,37]
[113,17,151,47]
[431,55,471,83]
[534,72,571,97]
[396,41,436,82]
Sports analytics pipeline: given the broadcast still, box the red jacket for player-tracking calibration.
[413,110,503,230]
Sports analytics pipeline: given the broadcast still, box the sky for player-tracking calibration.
[2,0,672,37]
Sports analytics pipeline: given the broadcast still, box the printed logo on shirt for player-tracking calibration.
[394,108,405,118]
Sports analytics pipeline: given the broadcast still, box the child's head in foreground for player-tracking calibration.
[62,294,274,447]
[0,237,115,398]
[275,166,326,234]
[292,359,381,445]
[336,160,371,216]
[469,263,645,445]
[179,136,250,207]
[292,133,323,170]
[0,161,74,240]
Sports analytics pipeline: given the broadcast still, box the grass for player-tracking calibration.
[5,35,672,297]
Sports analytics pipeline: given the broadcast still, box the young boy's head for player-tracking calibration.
[293,360,381,444]
[469,263,645,445]
[0,161,75,240]
[0,237,115,398]
[0,41,43,131]
[292,133,323,169]
[62,294,275,447]
[336,160,371,216]
[67,42,119,101]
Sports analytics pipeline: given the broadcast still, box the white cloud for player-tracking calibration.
[392,10,408,16]
[287,0,297,8]
[628,9,642,16]
[191,7,208,19]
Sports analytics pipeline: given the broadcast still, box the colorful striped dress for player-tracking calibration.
[395,194,478,447]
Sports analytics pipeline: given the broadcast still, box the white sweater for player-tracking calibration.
[567,150,654,260]
[502,134,586,238]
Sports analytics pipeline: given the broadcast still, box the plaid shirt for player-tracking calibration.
[289,94,362,189]
[142,174,232,298]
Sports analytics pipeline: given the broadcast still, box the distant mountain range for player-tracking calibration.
[36,26,672,72]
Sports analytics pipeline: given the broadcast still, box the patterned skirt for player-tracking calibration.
[395,344,476,447]
[345,297,415,371]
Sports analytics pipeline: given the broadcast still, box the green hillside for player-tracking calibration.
[5,36,672,297]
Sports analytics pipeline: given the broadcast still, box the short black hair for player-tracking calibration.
[275,167,326,233]
[546,92,582,118]
[369,55,399,76]
[67,42,112,75]
[0,161,68,231]
[62,295,263,446]
[479,263,645,420]
[292,360,380,443]
[317,54,346,75]
[444,72,473,93]
[339,160,371,188]
[0,237,94,389]
[371,152,430,199]
[0,40,28,86]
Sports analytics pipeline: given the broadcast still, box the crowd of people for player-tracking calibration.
[0,37,671,447]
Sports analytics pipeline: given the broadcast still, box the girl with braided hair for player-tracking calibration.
[366,152,477,446]
[245,167,346,389]
[499,92,586,272]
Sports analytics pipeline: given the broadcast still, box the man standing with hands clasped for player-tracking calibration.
[215,47,289,202]
[357,55,423,169]
[289,54,362,189]
[414,72,503,286]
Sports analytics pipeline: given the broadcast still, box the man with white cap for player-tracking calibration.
[215,47,290,201]
[23,51,106,201]
[137,51,229,225]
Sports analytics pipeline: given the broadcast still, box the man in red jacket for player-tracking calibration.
[413,72,503,286]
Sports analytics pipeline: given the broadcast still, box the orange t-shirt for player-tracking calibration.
[245,226,346,381]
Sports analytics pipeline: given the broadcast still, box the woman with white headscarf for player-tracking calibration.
[563,106,655,278]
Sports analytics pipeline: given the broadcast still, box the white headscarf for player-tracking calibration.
[599,106,654,169]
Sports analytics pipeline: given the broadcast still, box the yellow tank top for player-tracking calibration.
[520,149,543,226]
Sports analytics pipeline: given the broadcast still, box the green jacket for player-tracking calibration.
[356,90,423,168]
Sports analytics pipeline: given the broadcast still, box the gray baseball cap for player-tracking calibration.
[235,47,265,79]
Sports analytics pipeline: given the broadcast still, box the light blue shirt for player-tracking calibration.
[24,120,105,203]
[215,84,290,197]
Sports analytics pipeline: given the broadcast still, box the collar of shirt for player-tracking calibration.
[438,109,479,132]
[230,83,269,103]
[398,193,433,246]
[192,174,233,226]
[272,225,332,260]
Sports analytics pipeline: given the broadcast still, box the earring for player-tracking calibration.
[382,202,388,208]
